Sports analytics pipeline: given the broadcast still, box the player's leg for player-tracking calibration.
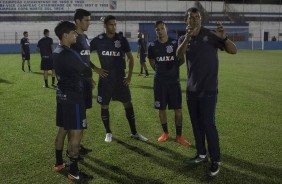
[54,127,67,171]
[141,57,149,77]
[97,79,112,142]
[174,109,190,147]
[44,70,48,87]
[154,81,169,141]
[186,92,208,163]
[52,69,56,87]
[158,110,169,142]
[21,54,25,72]
[199,93,220,176]
[54,102,67,171]
[67,130,93,181]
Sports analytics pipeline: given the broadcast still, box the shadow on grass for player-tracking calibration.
[219,154,282,184]
[131,84,153,90]
[81,157,164,184]
[109,138,281,183]
[0,78,13,84]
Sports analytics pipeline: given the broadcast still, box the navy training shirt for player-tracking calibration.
[148,38,180,83]
[53,45,92,97]
[37,36,53,57]
[178,27,225,93]
[90,33,130,77]
[138,37,147,55]
[71,33,91,65]
[20,37,30,52]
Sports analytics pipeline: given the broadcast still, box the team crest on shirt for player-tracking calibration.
[203,36,208,42]
[172,40,176,44]
[114,40,121,48]
[155,101,160,108]
[97,96,102,103]
[82,119,87,128]
[166,45,173,54]
[98,35,104,39]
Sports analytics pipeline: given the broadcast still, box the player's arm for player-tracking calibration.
[223,38,237,54]
[178,53,185,66]
[176,35,190,58]
[213,22,237,54]
[20,40,24,54]
[89,39,108,78]
[124,51,134,86]
[148,59,155,71]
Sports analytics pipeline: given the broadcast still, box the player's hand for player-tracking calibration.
[123,77,131,86]
[94,68,108,78]
[211,22,226,39]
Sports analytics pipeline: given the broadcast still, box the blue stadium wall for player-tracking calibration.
[0,41,282,54]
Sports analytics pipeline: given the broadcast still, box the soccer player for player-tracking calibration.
[177,7,237,176]
[148,21,190,147]
[37,29,55,88]
[90,15,148,143]
[20,31,31,72]
[53,21,93,181]
[71,8,95,155]
[137,32,149,77]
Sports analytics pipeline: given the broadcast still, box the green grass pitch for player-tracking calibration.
[0,50,281,184]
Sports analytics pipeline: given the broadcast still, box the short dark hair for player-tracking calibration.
[74,9,91,22]
[104,15,116,24]
[155,20,165,28]
[23,31,28,35]
[54,21,76,40]
[43,29,49,35]
[184,7,199,21]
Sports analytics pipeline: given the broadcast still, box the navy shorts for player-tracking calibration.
[41,57,53,70]
[97,76,131,105]
[56,102,87,130]
[83,78,93,109]
[22,52,30,60]
[140,54,147,63]
[56,89,87,130]
[154,81,182,110]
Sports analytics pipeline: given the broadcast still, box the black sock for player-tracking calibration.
[101,108,111,133]
[45,80,48,86]
[176,124,182,136]
[55,149,63,165]
[125,107,137,135]
[22,64,24,71]
[140,68,143,74]
[52,77,55,85]
[28,65,31,71]
[161,123,168,133]
[69,157,79,175]
[145,70,149,76]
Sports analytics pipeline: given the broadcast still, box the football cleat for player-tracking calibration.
[105,133,112,142]
[54,163,65,172]
[209,161,220,177]
[185,155,208,164]
[158,133,169,142]
[131,133,148,142]
[68,171,93,181]
[175,136,191,147]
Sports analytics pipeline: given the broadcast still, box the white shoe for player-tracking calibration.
[105,133,112,142]
[131,133,148,142]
